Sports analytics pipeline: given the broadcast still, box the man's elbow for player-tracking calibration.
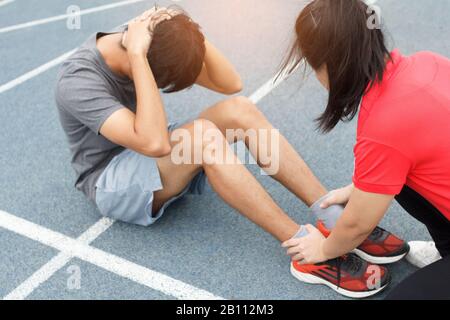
[231,79,244,94]
[141,141,172,158]
[223,78,243,95]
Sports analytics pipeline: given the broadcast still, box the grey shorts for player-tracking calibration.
[95,148,207,227]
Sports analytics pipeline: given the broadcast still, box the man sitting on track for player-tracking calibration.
[55,6,408,298]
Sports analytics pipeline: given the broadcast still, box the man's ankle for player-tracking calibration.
[310,194,344,229]
[292,226,309,239]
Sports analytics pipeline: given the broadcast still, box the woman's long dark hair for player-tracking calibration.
[278,0,391,133]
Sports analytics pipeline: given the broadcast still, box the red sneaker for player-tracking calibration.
[291,253,390,299]
[317,220,410,264]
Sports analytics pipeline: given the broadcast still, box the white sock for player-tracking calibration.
[310,193,344,229]
[292,225,309,239]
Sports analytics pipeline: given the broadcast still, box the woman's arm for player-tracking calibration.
[195,39,243,94]
[322,189,394,260]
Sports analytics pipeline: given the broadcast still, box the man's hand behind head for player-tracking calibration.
[122,6,182,55]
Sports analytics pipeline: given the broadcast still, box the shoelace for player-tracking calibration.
[328,254,364,287]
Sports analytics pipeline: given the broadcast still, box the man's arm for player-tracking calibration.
[100,18,171,158]
[195,40,243,94]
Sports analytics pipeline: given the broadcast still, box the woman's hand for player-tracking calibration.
[320,183,354,209]
[282,225,329,265]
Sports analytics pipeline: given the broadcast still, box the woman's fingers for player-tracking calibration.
[320,194,337,208]
[292,253,305,262]
[286,244,304,256]
[296,257,313,265]
[320,187,352,208]
[284,225,327,265]
[281,237,302,248]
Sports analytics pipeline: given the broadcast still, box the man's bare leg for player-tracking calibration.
[153,119,300,242]
[200,96,328,206]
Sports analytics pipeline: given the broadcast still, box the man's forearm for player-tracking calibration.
[203,40,242,92]
[129,53,170,150]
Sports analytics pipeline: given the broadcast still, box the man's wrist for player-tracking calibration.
[128,50,148,62]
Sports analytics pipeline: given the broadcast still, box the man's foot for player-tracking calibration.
[290,253,390,299]
[406,241,442,268]
[317,220,409,264]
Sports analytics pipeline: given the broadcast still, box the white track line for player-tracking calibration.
[0,210,223,300]
[0,0,147,34]
[0,0,15,8]
[0,49,76,94]
[249,73,287,104]
[3,217,114,300]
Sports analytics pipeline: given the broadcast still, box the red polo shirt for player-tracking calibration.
[353,50,450,220]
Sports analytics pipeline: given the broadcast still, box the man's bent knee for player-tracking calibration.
[220,96,266,129]
[170,119,228,165]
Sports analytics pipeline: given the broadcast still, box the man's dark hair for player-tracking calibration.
[148,13,206,93]
[278,0,391,133]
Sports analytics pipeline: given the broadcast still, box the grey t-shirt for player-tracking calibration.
[55,26,136,202]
